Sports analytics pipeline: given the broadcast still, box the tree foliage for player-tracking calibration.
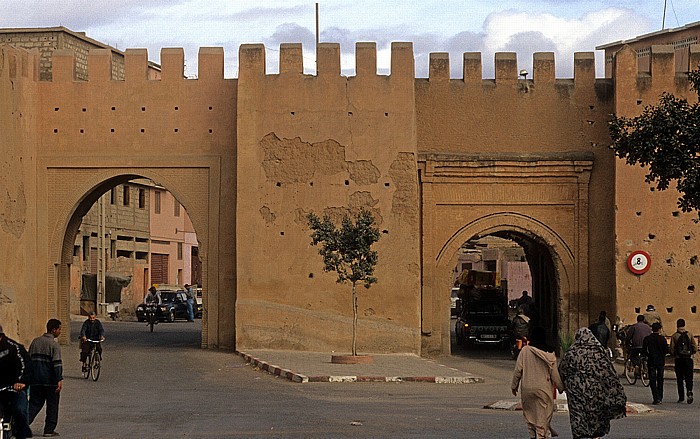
[609,70,700,217]
[307,208,380,356]
[307,209,380,288]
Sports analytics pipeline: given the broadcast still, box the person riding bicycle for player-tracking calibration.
[145,285,162,305]
[79,312,105,372]
[625,314,652,365]
[0,324,33,439]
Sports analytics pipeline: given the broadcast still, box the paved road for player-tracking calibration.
[26,317,698,438]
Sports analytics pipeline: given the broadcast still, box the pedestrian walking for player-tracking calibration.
[28,318,63,437]
[642,322,669,405]
[511,327,563,439]
[669,318,697,404]
[184,284,195,322]
[559,327,626,439]
[0,324,33,439]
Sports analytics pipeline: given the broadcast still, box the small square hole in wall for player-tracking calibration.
[140,128,145,133]
[174,128,178,133]
[636,211,642,216]
[174,106,179,111]
[666,307,673,313]
[384,112,389,117]
[82,108,86,112]
[309,182,313,187]
[54,108,59,111]
[53,128,58,133]
[689,285,695,293]
[290,111,295,116]
[673,211,680,217]
[348,112,353,116]
[637,100,643,105]
[650,187,655,192]
[208,106,213,111]
[308,273,314,279]
[110,128,115,133]
[685,235,692,240]
[691,306,697,313]
[648,234,655,240]
[276,182,281,187]
[635,307,641,313]
[208,129,213,133]
[344,180,349,186]
[111,106,116,111]
[382,230,389,234]
[384,183,390,187]
[79,129,84,134]
[141,107,146,111]
[280,231,285,236]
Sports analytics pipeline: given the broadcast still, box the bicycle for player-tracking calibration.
[81,339,103,382]
[145,304,159,332]
[624,350,650,386]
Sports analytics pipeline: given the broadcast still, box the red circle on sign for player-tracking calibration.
[627,250,651,275]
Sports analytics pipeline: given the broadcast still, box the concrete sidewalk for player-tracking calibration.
[237,349,484,383]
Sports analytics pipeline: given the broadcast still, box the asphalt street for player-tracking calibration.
[23,317,699,438]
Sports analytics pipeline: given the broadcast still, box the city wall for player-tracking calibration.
[1,39,698,352]
[614,45,700,333]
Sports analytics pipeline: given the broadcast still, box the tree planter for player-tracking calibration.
[331,354,374,364]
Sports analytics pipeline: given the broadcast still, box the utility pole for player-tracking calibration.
[315,3,319,71]
[662,0,667,30]
[97,193,106,316]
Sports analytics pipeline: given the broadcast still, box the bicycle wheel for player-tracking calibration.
[91,351,101,381]
[640,361,649,387]
[624,358,637,385]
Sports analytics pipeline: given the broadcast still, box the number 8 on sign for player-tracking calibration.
[627,250,651,275]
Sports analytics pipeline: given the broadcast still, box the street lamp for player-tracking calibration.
[519,69,528,80]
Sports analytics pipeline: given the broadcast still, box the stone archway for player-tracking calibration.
[418,153,593,356]
[438,212,573,353]
[37,157,229,349]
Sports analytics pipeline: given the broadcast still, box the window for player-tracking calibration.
[82,236,90,261]
[123,185,130,206]
[110,188,115,204]
[485,260,497,272]
[177,242,183,260]
[154,191,161,214]
[138,188,145,209]
[174,202,180,217]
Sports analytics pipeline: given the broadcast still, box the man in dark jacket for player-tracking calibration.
[589,311,611,348]
[28,319,63,437]
[0,324,33,438]
[79,312,105,371]
[643,322,669,405]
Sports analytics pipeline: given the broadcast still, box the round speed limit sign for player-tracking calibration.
[627,250,651,275]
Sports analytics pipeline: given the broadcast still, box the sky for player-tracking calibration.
[1,1,700,79]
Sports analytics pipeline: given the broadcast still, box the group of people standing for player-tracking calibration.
[0,319,63,438]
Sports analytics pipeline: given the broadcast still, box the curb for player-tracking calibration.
[237,351,309,383]
[236,351,483,384]
[485,399,653,414]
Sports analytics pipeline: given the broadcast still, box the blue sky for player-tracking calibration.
[1,1,699,78]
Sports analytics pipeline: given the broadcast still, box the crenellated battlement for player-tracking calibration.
[0,44,37,80]
[613,43,700,104]
[9,41,700,87]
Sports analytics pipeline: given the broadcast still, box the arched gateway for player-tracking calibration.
[418,153,594,355]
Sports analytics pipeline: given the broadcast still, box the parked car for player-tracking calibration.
[135,288,191,322]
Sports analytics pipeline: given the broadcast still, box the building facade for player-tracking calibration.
[0,25,698,354]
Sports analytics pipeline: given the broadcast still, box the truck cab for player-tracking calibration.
[454,271,511,347]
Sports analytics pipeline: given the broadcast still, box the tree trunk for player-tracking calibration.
[352,282,357,356]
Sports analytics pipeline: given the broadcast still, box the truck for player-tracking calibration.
[454,270,511,347]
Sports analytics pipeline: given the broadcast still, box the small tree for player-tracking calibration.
[609,70,700,218]
[307,208,380,356]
